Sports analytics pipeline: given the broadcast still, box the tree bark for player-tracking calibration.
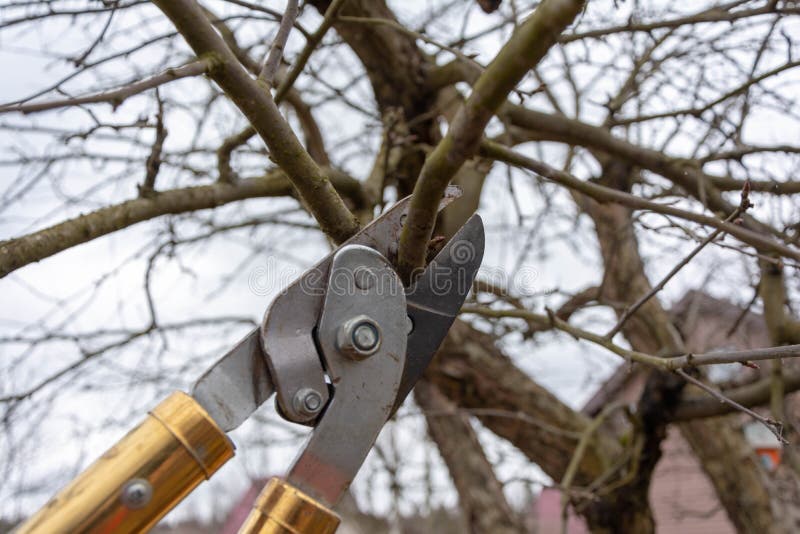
[580,160,800,533]
[0,169,364,278]
[416,379,525,534]
[430,320,621,485]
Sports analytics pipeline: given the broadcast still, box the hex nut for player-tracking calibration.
[337,315,381,360]
[293,388,324,417]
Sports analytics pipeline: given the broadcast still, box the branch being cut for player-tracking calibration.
[396,0,585,281]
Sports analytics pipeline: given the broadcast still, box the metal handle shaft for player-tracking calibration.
[237,478,340,534]
[15,391,234,534]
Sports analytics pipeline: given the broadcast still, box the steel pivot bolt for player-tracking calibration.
[294,388,324,418]
[353,266,376,290]
[337,315,381,360]
[121,478,152,509]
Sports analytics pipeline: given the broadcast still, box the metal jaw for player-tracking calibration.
[262,186,462,424]
[399,213,484,410]
[286,244,407,505]
[276,214,485,506]
[21,191,484,534]
[191,187,464,431]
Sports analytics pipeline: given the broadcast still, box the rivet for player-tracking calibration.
[121,479,152,509]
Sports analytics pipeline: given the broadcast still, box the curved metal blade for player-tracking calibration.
[288,245,407,506]
[397,214,485,409]
[191,188,463,431]
[192,328,274,432]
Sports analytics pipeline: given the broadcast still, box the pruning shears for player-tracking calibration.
[16,187,485,534]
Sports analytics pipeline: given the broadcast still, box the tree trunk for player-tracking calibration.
[581,160,800,533]
[415,379,525,533]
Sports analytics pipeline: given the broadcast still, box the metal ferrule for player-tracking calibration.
[15,391,234,534]
[237,478,340,534]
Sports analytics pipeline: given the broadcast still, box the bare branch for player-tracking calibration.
[0,168,364,278]
[481,141,800,264]
[606,184,752,339]
[560,402,623,534]
[673,368,800,420]
[397,0,586,281]
[259,0,299,85]
[676,369,786,443]
[416,379,524,534]
[152,0,359,243]
[560,1,798,43]
[138,93,167,196]
[463,304,800,371]
[0,61,209,115]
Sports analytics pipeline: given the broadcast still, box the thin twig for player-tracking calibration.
[725,286,760,338]
[462,304,800,371]
[337,15,485,73]
[0,61,208,115]
[152,0,359,243]
[675,369,786,443]
[666,344,800,369]
[274,0,347,102]
[259,0,299,85]
[139,91,167,196]
[480,140,800,265]
[397,0,586,282]
[560,402,623,534]
[606,181,751,338]
[217,0,346,182]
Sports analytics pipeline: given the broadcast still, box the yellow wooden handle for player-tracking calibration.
[237,478,340,534]
[16,391,234,534]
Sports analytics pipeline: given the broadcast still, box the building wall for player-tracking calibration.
[649,427,735,533]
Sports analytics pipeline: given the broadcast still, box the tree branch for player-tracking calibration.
[428,320,622,484]
[676,368,785,443]
[139,94,167,196]
[396,0,585,281]
[673,367,800,420]
[416,379,524,534]
[560,1,797,43]
[480,140,800,264]
[462,304,800,371]
[0,61,208,115]
[258,0,298,84]
[606,188,751,339]
[152,0,359,243]
[0,168,364,278]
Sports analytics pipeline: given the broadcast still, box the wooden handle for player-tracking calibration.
[16,391,234,534]
[237,478,340,534]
